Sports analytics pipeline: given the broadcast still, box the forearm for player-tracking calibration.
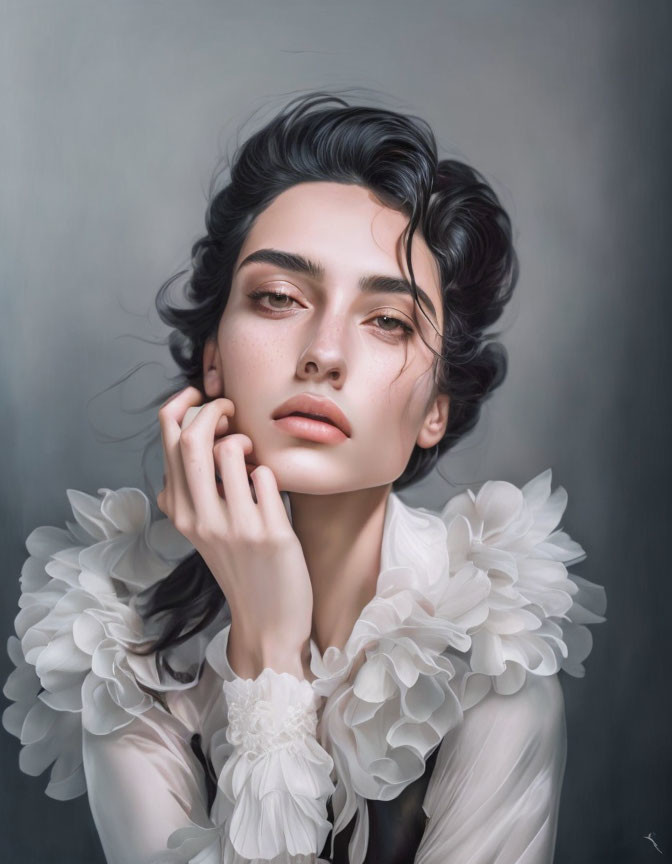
[82,710,218,864]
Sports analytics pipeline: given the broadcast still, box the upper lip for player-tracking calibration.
[272,393,352,437]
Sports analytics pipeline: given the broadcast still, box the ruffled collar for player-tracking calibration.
[4,468,606,864]
[279,474,605,861]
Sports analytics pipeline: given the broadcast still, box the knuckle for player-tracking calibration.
[231,522,263,546]
[157,491,173,518]
[179,428,196,447]
[213,396,234,412]
[172,513,194,537]
[219,435,239,450]
[158,403,174,424]
[216,438,239,459]
[180,434,203,457]
[195,520,219,544]
[252,465,277,486]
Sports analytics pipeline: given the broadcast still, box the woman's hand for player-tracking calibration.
[156,386,313,680]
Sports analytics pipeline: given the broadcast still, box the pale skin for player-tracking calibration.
[157,181,450,680]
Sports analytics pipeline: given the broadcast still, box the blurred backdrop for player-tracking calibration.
[1,1,670,862]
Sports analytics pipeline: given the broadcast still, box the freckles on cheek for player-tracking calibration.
[222,329,281,379]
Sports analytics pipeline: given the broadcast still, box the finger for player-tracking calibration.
[214,412,232,439]
[182,399,235,446]
[249,465,291,532]
[213,434,256,520]
[159,387,195,412]
[182,401,235,434]
[158,386,204,505]
[181,405,204,431]
[179,398,235,519]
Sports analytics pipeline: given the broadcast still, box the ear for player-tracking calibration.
[416,392,450,449]
[202,337,224,398]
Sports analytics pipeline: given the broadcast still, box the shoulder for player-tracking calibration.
[2,484,198,800]
[431,673,567,804]
[460,672,565,749]
[420,672,568,853]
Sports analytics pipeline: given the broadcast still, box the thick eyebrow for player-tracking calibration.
[236,247,439,324]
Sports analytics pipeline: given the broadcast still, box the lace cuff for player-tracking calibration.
[223,669,320,755]
[202,626,335,861]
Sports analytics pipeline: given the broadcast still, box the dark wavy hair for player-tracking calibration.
[132,91,518,663]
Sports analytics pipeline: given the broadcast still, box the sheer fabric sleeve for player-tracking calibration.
[82,705,219,864]
[82,628,336,864]
[414,673,567,864]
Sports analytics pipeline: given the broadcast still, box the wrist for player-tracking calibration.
[259,643,305,679]
[227,622,307,680]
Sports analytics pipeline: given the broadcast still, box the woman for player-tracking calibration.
[3,92,607,864]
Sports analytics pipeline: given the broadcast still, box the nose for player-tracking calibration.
[295,312,348,386]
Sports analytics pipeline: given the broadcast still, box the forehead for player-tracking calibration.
[236,182,442,326]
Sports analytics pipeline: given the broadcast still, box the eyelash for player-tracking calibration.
[247,289,415,339]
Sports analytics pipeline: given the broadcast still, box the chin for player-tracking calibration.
[269,461,395,497]
[255,456,343,495]
[274,469,353,495]
[253,441,405,496]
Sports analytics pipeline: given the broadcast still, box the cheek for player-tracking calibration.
[363,373,434,461]
[337,389,426,492]
[217,327,278,391]
[399,380,438,460]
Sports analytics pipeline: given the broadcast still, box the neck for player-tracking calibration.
[288,483,393,657]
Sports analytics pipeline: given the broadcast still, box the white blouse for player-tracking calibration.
[2,469,607,864]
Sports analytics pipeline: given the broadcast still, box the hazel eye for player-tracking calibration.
[248,289,300,311]
[371,313,415,339]
[376,315,403,331]
[247,290,414,341]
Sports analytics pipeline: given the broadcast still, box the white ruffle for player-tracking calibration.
[439,468,607,706]
[2,486,194,799]
[221,668,334,859]
[305,469,606,864]
[3,470,606,864]
[308,494,490,864]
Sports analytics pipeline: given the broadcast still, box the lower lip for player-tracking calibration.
[273,415,348,444]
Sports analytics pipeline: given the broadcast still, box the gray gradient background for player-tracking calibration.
[1,1,670,862]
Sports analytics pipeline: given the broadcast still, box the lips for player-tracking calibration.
[271,393,352,437]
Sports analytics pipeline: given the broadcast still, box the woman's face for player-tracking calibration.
[203,181,449,494]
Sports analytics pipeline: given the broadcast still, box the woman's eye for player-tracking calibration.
[247,291,414,340]
[371,314,415,339]
[248,289,300,311]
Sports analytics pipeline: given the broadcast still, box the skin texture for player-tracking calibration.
[160,182,450,677]
[207,181,447,496]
